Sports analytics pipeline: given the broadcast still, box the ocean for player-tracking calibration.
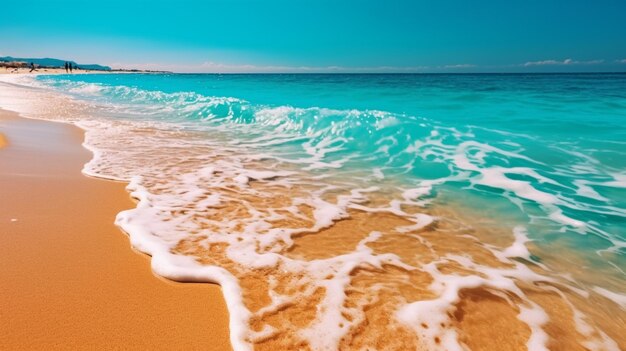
[1,73,624,350]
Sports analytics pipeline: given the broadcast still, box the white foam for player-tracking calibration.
[602,172,626,188]
[2,75,624,351]
[395,225,577,351]
[502,226,532,259]
[593,287,626,309]
[68,82,103,96]
[548,208,586,228]
[517,302,550,351]
[477,167,559,204]
[372,168,385,180]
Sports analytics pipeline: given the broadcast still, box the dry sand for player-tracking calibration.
[0,68,149,76]
[0,109,232,350]
[0,67,107,75]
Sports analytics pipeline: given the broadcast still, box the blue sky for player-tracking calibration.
[1,0,626,72]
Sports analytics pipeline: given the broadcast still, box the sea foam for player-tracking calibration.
[1,74,624,350]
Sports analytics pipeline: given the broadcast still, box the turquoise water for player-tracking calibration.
[37,73,626,270]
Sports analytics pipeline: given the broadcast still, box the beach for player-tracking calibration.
[1,68,94,75]
[0,108,231,350]
[3,0,626,348]
[0,72,624,351]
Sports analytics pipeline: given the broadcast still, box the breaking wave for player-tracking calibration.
[1,74,624,350]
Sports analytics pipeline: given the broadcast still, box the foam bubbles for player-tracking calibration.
[2,74,625,350]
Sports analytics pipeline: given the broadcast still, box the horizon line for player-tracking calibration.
[152,71,626,74]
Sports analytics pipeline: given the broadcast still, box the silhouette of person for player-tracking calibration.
[29,62,35,72]
[69,62,73,73]
[65,62,69,73]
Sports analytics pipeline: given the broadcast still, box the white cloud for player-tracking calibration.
[524,59,561,66]
[523,58,604,67]
[442,64,476,69]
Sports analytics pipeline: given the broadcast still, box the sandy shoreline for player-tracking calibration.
[1,73,624,350]
[0,109,231,350]
[0,68,145,75]
[1,68,98,75]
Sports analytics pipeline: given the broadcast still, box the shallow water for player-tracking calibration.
[1,73,624,350]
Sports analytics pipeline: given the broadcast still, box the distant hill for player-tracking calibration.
[0,56,111,71]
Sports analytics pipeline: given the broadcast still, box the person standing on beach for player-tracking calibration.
[64,62,69,73]
[69,62,73,73]
[29,62,35,72]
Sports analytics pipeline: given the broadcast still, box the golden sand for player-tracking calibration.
[173,192,626,350]
[0,67,110,75]
[0,110,231,350]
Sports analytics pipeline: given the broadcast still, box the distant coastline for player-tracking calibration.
[0,56,170,74]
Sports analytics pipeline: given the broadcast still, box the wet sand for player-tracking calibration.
[0,109,232,350]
